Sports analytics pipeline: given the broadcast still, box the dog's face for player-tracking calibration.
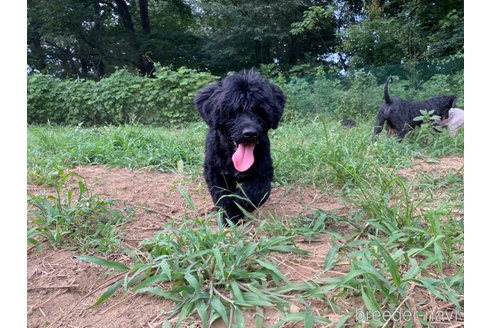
[225,109,267,172]
[430,96,457,120]
[195,70,286,172]
[195,70,285,130]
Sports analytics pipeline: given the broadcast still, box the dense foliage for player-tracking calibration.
[27,65,216,126]
[281,64,464,122]
[27,0,463,78]
[27,60,463,127]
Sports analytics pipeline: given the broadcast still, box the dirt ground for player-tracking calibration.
[27,156,464,328]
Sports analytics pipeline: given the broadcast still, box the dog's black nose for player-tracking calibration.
[242,129,258,139]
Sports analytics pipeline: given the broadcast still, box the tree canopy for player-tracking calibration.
[27,0,464,79]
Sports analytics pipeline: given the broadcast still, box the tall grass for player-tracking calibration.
[28,118,463,188]
[28,123,207,185]
[271,116,463,189]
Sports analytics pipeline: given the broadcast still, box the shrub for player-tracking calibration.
[335,70,380,119]
[419,72,464,107]
[28,63,463,127]
[279,69,463,124]
[27,65,217,126]
[27,74,70,124]
[281,76,343,122]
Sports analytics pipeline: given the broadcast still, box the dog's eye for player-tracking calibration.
[252,108,268,123]
[252,107,266,117]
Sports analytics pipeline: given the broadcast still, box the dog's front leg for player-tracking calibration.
[205,173,245,225]
[373,111,386,137]
[234,176,272,215]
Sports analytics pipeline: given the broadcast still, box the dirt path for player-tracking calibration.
[27,156,464,327]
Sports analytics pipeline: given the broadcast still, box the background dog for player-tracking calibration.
[194,70,286,225]
[438,107,464,137]
[374,77,457,140]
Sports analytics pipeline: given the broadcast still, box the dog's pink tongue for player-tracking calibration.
[232,143,255,172]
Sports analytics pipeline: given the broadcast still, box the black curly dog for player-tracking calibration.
[374,77,457,140]
[194,70,286,225]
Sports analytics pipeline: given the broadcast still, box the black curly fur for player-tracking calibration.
[194,70,286,225]
[374,76,457,140]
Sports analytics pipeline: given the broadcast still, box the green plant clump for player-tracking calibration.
[28,172,133,253]
[80,210,335,327]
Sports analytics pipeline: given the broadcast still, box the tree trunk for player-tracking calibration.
[113,0,154,76]
[263,39,271,64]
[139,0,151,34]
[114,0,135,33]
[93,1,105,78]
[137,0,154,76]
[255,39,262,66]
[29,33,46,71]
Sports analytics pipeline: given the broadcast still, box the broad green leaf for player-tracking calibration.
[241,292,274,307]
[268,244,309,254]
[270,312,331,328]
[78,255,129,272]
[178,187,196,211]
[361,286,382,313]
[160,260,172,281]
[175,301,194,328]
[255,259,289,283]
[373,239,401,285]
[335,312,353,328]
[323,241,340,271]
[421,255,437,269]
[416,278,446,300]
[184,272,201,292]
[255,307,264,328]
[238,242,257,260]
[305,304,315,328]
[195,299,209,327]
[133,274,169,291]
[137,286,182,302]
[93,279,123,305]
[234,308,245,328]
[210,296,229,324]
[402,258,421,281]
[338,270,365,286]
[213,247,225,279]
[230,281,245,303]
[434,242,444,273]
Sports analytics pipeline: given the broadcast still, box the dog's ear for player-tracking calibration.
[441,96,457,119]
[267,83,286,129]
[450,96,457,108]
[194,81,221,127]
[446,96,458,113]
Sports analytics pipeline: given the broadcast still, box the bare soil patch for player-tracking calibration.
[397,155,464,179]
[27,156,464,327]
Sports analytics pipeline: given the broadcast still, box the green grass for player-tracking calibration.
[27,123,207,185]
[28,118,463,188]
[80,211,332,327]
[28,172,134,254]
[271,116,463,189]
[27,118,464,327]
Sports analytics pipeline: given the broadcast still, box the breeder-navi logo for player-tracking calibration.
[355,307,463,324]
[355,308,413,323]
